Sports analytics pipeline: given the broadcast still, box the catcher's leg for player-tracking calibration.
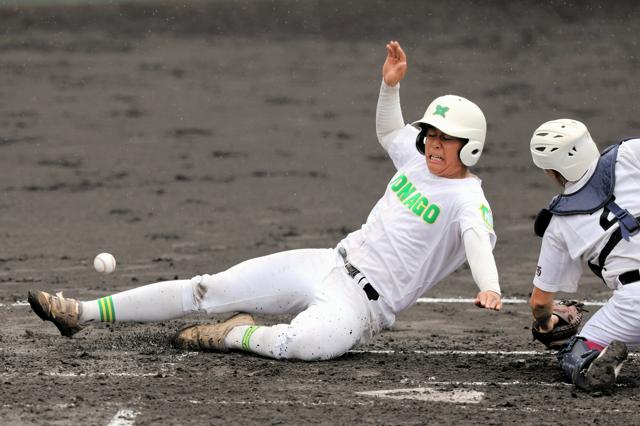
[557,336,628,392]
[578,286,640,347]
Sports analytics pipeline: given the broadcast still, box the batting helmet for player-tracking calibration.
[530,119,599,182]
[412,95,487,167]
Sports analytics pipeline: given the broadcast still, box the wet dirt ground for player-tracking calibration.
[1,1,640,424]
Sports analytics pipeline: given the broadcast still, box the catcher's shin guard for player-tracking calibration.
[557,336,627,391]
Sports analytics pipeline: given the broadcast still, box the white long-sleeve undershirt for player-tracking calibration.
[463,228,501,295]
[375,79,501,296]
[376,80,405,151]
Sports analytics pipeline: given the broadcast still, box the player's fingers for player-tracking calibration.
[392,41,404,59]
[483,295,501,311]
[396,44,407,61]
[386,43,393,58]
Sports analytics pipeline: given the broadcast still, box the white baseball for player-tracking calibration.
[94,252,117,274]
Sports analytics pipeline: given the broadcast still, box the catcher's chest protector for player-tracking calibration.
[534,140,640,240]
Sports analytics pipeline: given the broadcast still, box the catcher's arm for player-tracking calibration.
[530,287,559,331]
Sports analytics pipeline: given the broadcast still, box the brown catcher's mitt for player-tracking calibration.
[532,300,586,349]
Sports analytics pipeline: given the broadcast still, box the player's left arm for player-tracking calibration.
[462,227,502,311]
[376,41,408,151]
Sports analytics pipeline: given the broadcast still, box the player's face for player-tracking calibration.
[424,127,467,178]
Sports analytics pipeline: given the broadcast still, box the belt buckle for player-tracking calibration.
[344,263,358,278]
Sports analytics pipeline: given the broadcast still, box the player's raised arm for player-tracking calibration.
[376,41,408,150]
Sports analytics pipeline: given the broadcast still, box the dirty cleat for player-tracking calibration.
[27,290,83,338]
[172,313,255,352]
[583,340,628,392]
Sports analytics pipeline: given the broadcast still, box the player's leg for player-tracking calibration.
[177,265,382,360]
[29,248,333,337]
[556,287,639,391]
[28,280,192,337]
[181,248,336,316]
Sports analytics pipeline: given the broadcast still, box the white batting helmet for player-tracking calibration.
[412,95,487,167]
[530,119,599,182]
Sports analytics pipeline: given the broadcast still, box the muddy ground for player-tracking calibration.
[1,1,640,424]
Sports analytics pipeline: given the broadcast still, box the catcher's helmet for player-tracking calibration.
[412,95,487,167]
[530,119,599,182]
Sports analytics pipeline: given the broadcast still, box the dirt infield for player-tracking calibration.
[1,1,640,424]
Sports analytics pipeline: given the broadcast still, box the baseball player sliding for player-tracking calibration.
[28,41,502,360]
[529,119,639,391]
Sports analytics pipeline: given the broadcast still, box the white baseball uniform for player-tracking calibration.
[80,82,500,361]
[534,138,640,346]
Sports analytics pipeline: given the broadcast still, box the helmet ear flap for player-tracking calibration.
[459,139,483,167]
[415,126,427,155]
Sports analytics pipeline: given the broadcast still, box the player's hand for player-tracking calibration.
[534,314,559,333]
[382,40,407,87]
[474,290,502,311]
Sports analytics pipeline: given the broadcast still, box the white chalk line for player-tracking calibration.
[107,409,139,426]
[350,349,545,356]
[350,349,639,358]
[417,297,607,306]
[187,399,375,407]
[0,371,171,378]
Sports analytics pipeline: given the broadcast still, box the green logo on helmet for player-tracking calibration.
[433,105,449,118]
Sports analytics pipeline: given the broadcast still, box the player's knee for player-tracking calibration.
[187,274,216,309]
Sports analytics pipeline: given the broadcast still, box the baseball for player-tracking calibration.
[94,252,117,274]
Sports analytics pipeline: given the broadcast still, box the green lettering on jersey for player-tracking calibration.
[412,196,429,216]
[390,175,408,191]
[403,193,421,210]
[423,204,440,223]
[389,174,441,224]
[396,182,416,201]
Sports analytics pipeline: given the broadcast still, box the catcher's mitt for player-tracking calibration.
[532,300,586,349]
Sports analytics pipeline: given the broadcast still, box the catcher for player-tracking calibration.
[529,118,639,391]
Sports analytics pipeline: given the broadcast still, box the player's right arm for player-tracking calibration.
[530,287,559,332]
[376,41,408,151]
[530,225,579,331]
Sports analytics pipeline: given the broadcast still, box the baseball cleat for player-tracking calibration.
[172,313,255,352]
[583,340,628,392]
[27,290,83,338]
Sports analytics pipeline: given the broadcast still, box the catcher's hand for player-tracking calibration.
[531,300,586,350]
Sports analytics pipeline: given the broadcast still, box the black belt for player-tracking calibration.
[619,270,640,285]
[337,247,379,301]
